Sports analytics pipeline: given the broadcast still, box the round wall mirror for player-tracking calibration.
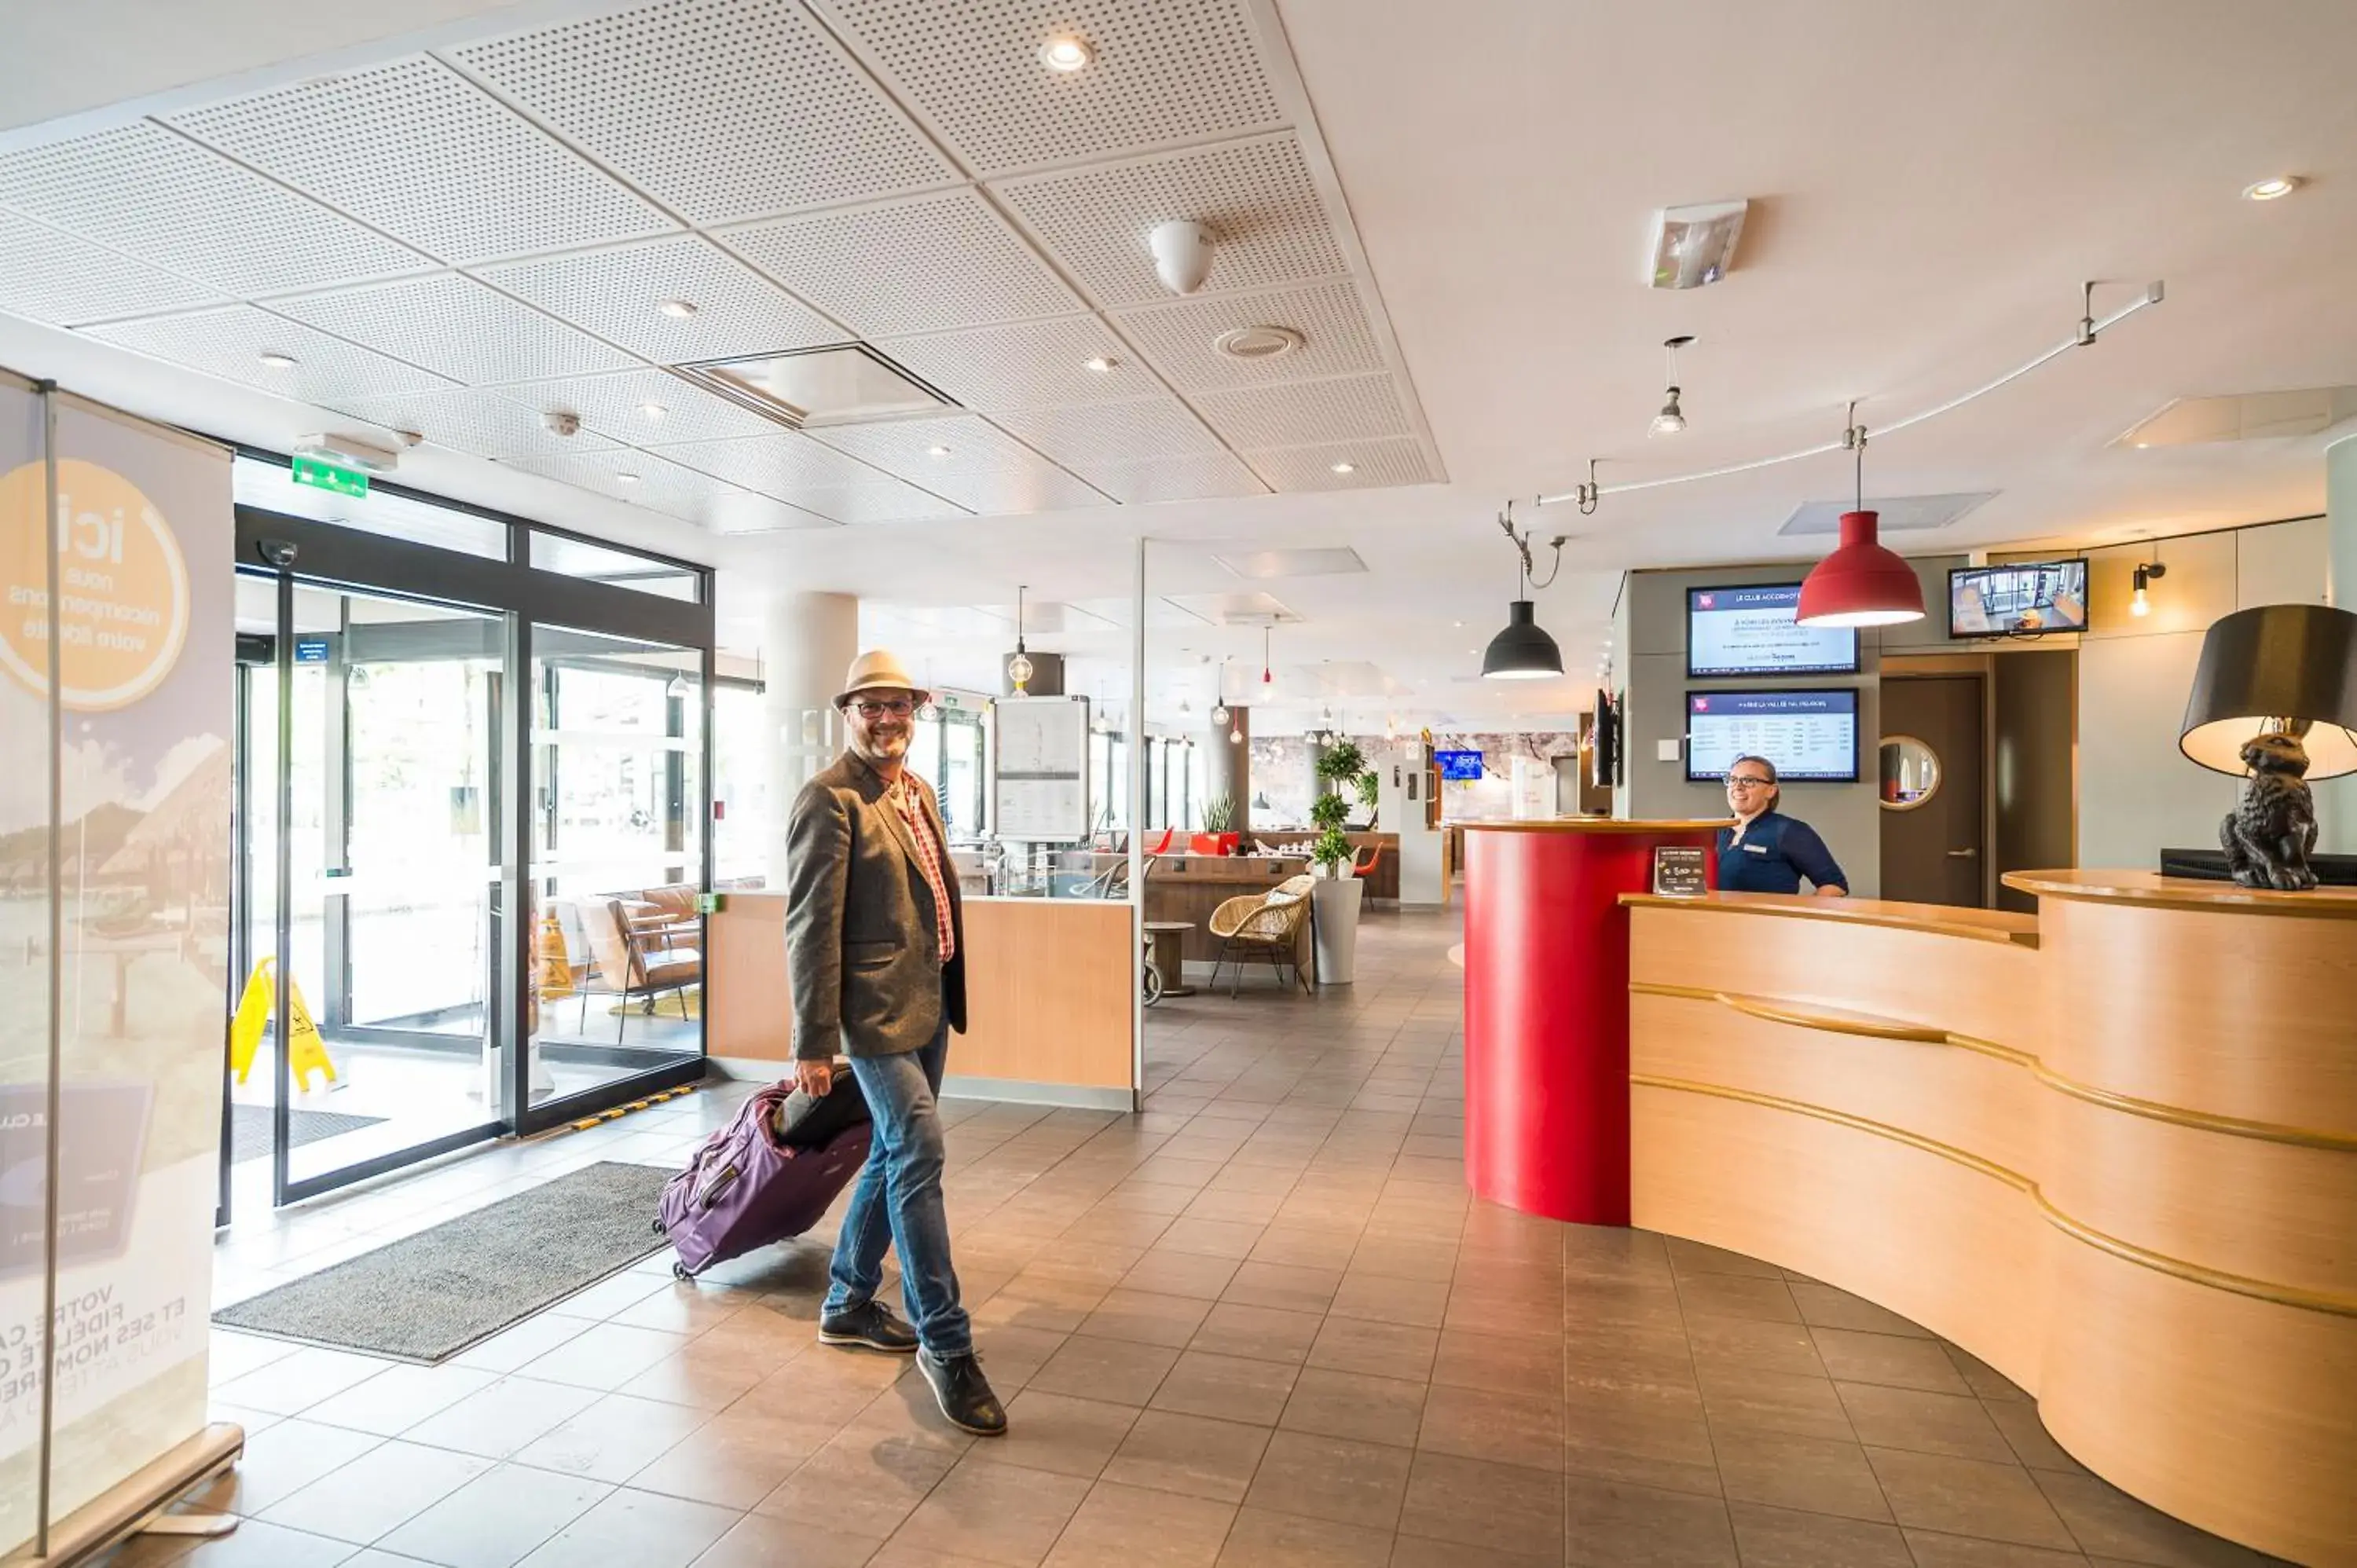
[1879,735,1941,810]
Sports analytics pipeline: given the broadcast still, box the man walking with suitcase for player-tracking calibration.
[786,650,1006,1437]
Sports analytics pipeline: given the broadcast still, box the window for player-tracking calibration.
[713,683,770,885]
[904,703,984,842]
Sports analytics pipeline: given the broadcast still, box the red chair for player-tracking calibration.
[1351,844,1386,879]
[1149,827,1176,856]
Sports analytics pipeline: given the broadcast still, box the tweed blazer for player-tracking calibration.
[785,749,968,1061]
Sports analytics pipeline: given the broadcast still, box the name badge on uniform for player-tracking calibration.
[1743,842,1769,855]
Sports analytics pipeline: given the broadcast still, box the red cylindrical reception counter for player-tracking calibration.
[1461,819,1724,1223]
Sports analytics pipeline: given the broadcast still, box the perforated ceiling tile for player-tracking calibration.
[330,386,619,460]
[874,316,1156,411]
[0,122,431,295]
[1244,436,1435,492]
[0,210,222,326]
[166,56,673,264]
[922,464,1113,516]
[791,482,971,525]
[819,0,1282,174]
[1193,372,1407,450]
[720,191,1081,339]
[481,236,843,363]
[498,367,783,445]
[655,430,891,495]
[500,446,742,523]
[809,413,1046,474]
[708,496,842,534]
[82,305,455,402]
[995,134,1344,307]
[273,273,634,386]
[449,0,956,225]
[991,397,1222,470]
[1085,450,1266,504]
[1113,279,1383,390]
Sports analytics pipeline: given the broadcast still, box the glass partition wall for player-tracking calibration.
[225,455,712,1212]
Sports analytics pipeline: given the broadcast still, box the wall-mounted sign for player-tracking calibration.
[293,637,329,664]
[0,458,192,711]
[291,453,368,497]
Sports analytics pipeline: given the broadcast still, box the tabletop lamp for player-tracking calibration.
[2178,603,2357,891]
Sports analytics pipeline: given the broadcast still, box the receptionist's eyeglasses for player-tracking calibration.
[1725,774,1774,789]
[852,698,915,718]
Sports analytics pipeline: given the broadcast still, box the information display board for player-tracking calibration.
[1684,688,1860,782]
[1687,584,1860,676]
[1434,749,1483,781]
[992,695,1089,841]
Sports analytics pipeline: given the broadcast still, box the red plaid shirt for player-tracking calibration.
[891,777,955,964]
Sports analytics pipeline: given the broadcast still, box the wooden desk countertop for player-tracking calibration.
[1621,888,2040,947]
[2003,867,2357,918]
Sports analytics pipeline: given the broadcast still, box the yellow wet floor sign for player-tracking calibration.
[229,958,339,1090]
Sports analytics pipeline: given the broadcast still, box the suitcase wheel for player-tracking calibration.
[651,1218,665,1234]
[673,1262,694,1280]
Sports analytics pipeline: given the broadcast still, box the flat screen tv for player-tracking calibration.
[1687,583,1860,677]
[1434,749,1483,782]
[1948,560,2088,638]
[1685,688,1860,783]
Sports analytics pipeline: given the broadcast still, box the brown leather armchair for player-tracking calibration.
[576,896,701,1042]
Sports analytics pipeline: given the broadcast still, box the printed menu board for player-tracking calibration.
[1684,689,1859,782]
[992,695,1089,841]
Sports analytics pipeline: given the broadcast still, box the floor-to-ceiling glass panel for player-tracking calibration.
[529,624,705,1108]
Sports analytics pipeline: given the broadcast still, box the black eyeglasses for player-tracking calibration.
[852,698,915,718]
[1725,775,1774,789]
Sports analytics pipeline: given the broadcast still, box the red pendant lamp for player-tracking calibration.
[1795,413,1924,628]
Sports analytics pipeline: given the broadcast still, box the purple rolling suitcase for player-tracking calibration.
[657,1077,871,1279]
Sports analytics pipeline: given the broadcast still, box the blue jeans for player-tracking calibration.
[823,1021,970,1357]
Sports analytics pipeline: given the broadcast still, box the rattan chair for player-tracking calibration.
[1208,873,1315,995]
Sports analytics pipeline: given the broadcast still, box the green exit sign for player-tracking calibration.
[292,454,368,497]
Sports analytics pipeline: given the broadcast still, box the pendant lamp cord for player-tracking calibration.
[1497,499,1568,591]
[1843,400,1868,510]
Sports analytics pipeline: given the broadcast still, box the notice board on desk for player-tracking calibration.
[994,694,1090,841]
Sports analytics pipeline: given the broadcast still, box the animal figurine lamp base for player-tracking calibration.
[2220,724,2319,892]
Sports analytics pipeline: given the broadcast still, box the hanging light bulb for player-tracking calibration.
[2131,551,2168,618]
[1795,407,1925,628]
[1211,698,1230,727]
[1006,583,1035,693]
[1229,723,1243,745]
[1649,335,1693,436]
[1260,626,1274,695]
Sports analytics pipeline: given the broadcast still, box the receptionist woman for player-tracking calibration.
[1718,756,1849,896]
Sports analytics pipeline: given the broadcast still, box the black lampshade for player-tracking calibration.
[2179,603,2357,779]
[1482,599,1563,680]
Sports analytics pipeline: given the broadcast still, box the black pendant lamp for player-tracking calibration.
[1482,502,1563,680]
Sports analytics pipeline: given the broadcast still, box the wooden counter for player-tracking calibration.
[1245,832,1399,899]
[706,893,1135,1109]
[1622,875,2357,1566]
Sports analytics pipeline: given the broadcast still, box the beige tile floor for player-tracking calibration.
[114,910,2284,1568]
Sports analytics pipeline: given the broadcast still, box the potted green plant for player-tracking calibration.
[1308,745,1367,984]
[1197,793,1239,856]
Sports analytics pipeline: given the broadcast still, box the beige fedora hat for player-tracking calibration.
[835,648,929,708]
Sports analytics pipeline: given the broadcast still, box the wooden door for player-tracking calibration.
[1879,675,1985,907]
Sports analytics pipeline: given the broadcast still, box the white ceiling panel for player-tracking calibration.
[790,482,971,526]
[809,412,1050,474]
[449,0,956,225]
[1215,547,1368,580]
[1245,435,1435,492]
[1191,372,1408,449]
[273,273,634,385]
[719,190,1083,339]
[1112,279,1384,390]
[995,134,1345,306]
[1161,590,1301,625]
[480,236,843,363]
[82,305,455,402]
[0,122,431,296]
[0,209,223,326]
[819,0,1284,174]
[654,430,893,495]
[164,56,674,264]
[920,465,1113,515]
[498,446,744,523]
[991,397,1223,470]
[705,495,843,534]
[499,367,783,444]
[1084,451,1268,504]
[329,386,620,460]
[874,316,1158,411]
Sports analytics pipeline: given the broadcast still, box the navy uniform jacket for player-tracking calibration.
[1716,810,1848,895]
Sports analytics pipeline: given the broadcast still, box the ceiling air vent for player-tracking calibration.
[1213,324,1303,362]
[2114,388,2357,448]
[1778,493,1996,537]
[672,343,955,430]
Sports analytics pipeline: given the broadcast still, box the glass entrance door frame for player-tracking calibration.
[231,470,714,1203]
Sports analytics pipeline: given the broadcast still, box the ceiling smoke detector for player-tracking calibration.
[1213,324,1303,362]
[1149,219,1215,295]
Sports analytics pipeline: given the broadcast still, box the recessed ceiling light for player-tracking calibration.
[926,444,952,457]
[2242,176,2301,201]
[616,472,641,485]
[658,298,698,318]
[1330,461,1356,474]
[640,402,667,420]
[258,352,297,368]
[1081,355,1118,373]
[1039,35,1092,71]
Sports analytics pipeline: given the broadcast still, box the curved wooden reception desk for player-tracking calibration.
[1623,873,2357,1566]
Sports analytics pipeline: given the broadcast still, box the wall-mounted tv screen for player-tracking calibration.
[1949,561,2088,638]
[1687,583,1860,677]
[1434,749,1483,782]
[1685,689,1860,783]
